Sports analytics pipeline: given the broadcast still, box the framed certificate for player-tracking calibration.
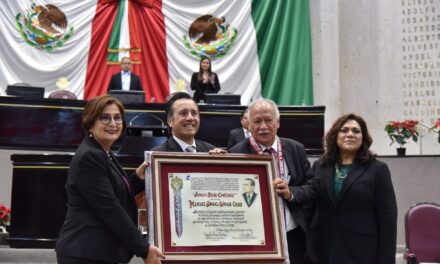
[145,152,285,264]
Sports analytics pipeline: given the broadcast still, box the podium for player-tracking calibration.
[6,85,45,98]
[205,94,241,105]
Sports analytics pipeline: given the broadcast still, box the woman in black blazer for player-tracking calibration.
[309,113,397,264]
[190,56,220,103]
[55,95,164,264]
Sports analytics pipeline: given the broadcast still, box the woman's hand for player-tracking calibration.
[136,161,150,181]
[143,245,165,264]
[202,72,209,83]
[209,73,216,85]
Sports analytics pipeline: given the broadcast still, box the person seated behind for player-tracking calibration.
[108,57,143,92]
[190,56,220,103]
[152,92,217,153]
[227,108,250,149]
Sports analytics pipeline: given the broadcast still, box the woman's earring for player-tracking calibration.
[89,133,93,138]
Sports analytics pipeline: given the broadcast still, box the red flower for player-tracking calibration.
[385,119,419,147]
[431,119,440,144]
[0,203,11,227]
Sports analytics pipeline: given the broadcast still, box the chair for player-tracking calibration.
[404,202,440,264]
[48,90,77,100]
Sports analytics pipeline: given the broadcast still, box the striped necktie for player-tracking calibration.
[185,145,196,152]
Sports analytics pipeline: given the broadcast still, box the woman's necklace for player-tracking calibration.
[106,151,112,160]
[335,163,349,179]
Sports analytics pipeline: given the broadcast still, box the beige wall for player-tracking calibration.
[310,0,440,155]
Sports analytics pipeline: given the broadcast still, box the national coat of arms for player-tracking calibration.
[16,4,74,51]
[183,15,237,60]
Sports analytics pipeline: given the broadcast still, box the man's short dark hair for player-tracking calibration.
[165,92,196,121]
[241,109,248,119]
[245,178,255,187]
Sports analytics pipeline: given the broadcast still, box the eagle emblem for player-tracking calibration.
[183,14,237,60]
[16,4,74,51]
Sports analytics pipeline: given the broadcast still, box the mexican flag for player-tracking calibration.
[0,0,312,105]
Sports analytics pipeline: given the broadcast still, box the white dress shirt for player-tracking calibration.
[121,71,131,91]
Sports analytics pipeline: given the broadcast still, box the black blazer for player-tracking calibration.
[227,127,246,149]
[190,72,220,103]
[152,137,215,152]
[55,137,148,263]
[310,159,397,264]
[107,72,143,92]
[229,137,314,232]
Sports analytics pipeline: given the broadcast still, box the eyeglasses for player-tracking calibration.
[339,127,361,135]
[98,114,123,125]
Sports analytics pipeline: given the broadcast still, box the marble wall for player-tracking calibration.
[310,0,440,155]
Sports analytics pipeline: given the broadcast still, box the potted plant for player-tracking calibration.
[0,203,10,245]
[384,119,419,156]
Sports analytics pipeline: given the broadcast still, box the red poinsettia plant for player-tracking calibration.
[384,119,419,147]
[0,203,11,230]
[431,119,440,144]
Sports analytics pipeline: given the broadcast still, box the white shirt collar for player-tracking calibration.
[173,135,196,152]
[258,136,279,152]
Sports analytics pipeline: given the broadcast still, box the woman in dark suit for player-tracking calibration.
[190,56,220,103]
[55,95,164,264]
[310,113,397,264]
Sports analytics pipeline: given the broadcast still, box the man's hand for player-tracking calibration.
[209,148,228,154]
[144,245,165,264]
[273,178,292,200]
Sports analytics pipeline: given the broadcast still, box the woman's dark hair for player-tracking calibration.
[81,95,126,135]
[197,56,212,81]
[321,113,376,165]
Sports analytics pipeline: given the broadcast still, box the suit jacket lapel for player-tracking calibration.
[282,142,296,183]
[321,165,337,208]
[337,161,370,205]
[129,73,135,90]
[109,152,127,177]
[195,140,208,152]
[168,137,184,152]
[238,129,246,141]
[104,152,132,196]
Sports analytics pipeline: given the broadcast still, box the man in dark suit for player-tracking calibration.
[107,57,143,92]
[152,92,219,152]
[227,109,250,149]
[229,98,314,264]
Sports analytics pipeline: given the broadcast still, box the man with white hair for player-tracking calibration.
[229,98,314,264]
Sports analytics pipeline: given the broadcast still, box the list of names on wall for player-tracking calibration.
[401,0,440,124]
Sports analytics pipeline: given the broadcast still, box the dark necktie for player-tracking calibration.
[185,145,196,152]
[263,147,275,155]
